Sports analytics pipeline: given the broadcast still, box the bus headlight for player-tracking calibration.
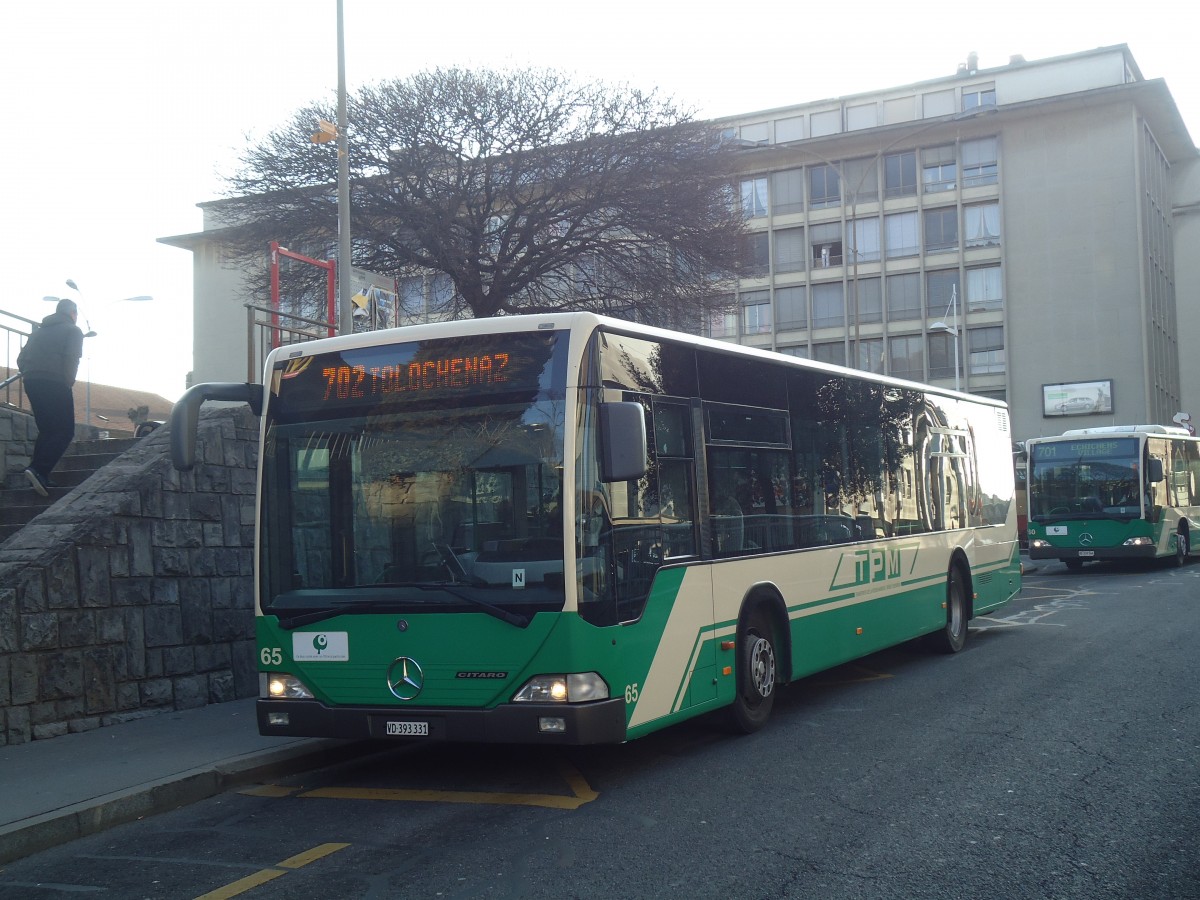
[512,673,609,703]
[1123,536,1153,546]
[262,672,314,700]
[1030,539,1050,549]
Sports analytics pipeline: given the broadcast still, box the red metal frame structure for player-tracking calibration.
[269,241,337,349]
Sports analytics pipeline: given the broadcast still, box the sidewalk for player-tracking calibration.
[0,698,364,865]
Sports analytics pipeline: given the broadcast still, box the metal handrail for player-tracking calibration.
[1,308,37,408]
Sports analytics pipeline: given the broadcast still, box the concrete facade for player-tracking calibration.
[160,45,1199,443]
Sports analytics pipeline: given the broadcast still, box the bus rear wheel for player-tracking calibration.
[729,609,776,734]
[929,564,968,654]
[1175,531,1189,567]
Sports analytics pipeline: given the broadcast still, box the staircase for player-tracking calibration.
[0,436,140,542]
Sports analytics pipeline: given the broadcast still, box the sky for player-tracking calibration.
[3,0,1197,404]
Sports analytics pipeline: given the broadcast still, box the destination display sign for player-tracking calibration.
[1032,438,1134,461]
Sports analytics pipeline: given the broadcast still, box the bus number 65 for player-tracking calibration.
[624,683,639,704]
[260,647,283,666]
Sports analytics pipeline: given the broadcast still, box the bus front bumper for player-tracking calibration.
[1028,545,1159,562]
[256,697,628,745]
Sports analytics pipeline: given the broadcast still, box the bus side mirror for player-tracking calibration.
[170,382,263,471]
[1148,458,1165,483]
[599,402,647,483]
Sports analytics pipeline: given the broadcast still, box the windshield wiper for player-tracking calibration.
[273,583,529,630]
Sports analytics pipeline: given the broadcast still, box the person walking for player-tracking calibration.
[17,297,85,497]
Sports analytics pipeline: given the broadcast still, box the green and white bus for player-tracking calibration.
[171,312,1020,744]
[1026,425,1200,569]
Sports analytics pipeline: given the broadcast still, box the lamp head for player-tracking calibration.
[66,279,80,292]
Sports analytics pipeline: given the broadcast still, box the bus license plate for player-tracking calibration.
[386,720,429,737]
[1078,550,1095,557]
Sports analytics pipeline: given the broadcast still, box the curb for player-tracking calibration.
[0,739,365,866]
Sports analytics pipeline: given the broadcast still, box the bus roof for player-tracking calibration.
[1060,425,1192,436]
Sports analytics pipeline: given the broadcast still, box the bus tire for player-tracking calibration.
[729,608,776,734]
[930,564,968,654]
[1175,530,1189,567]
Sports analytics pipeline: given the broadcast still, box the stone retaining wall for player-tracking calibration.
[0,406,260,745]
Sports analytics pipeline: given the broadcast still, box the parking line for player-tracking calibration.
[192,842,349,900]
[291,756,598,810]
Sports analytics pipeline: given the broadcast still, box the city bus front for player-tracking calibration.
[253,324,627,743]
[1026,435,1163,566]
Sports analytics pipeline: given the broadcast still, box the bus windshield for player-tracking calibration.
[1029,437,1145,521]
[258,331,569,624]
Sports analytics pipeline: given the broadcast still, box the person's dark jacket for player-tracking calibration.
[17,311,84,385]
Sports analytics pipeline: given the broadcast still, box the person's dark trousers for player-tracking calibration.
[23,378,76,477]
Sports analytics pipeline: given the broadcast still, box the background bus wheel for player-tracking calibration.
[929,565,968,654]
[729,609,776,734]
[1175,531,1189,566]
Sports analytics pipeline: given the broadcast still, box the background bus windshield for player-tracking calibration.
[1029,438,1144,520]
[260,332,568,620]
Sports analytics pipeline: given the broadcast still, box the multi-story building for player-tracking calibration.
[714,45,1198,441]
[161,44,1199,443]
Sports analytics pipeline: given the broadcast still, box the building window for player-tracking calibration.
[741,177,768,218]
[962,137,998,187]
[771,169,804,215]
[809,164,841,209]
[774,227,806,274]
[709,307,738,338]
[968,326,1005,374]
[741,290,772,334]
[966,265,1003,309]
[740,232,769,276]
[811,282,845,329]
[886,272,922,321]
[962,85,997,111]
[927,330,957,381]
[740,122,769,145]
[965,202,1001,247]
[855,337,885,373]
[852,276,882,325]
[776,285,807,330]
[926,270,961,318]
[924,208,958,253]
[812,341,846,366]
[810,223,843,268]
[885,211,919,258]
[842,157,879,204]
[884,151,917,198]
[777,345,810,359]
[847,217,880,263]
[889,334,924,380]
[922,145,956,193]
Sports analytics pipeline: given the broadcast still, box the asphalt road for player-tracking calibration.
[2,559,1197,899]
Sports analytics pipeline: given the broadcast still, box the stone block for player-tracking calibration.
[195,643,232,673]
[39,650,84,699]
[154,545,191,576]
[213,608,254,643]
[21,613,59,651]
[83,646,117,714]
[140,678,173,707]
[59,611,98,647]
[112,578,156,607]
[116,682,140,709]
[207,670,236,703]
[173,674,207,709]
[5,704,31,744]
[69,716,102,733]
[77,546,114,608]
[163,645,195,676]
[126,520,154,576]
[152,519,203,549]
[144,607,181,647]
[17,568,46,613]
[32,721,68,740]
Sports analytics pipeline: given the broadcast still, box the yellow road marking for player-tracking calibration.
[247,756,598,810]
[192,843,349,900]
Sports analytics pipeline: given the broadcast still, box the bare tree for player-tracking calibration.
[219,67,744,327]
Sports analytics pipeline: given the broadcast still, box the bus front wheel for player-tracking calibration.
[929,565,968,654]
[729,609,776,734]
